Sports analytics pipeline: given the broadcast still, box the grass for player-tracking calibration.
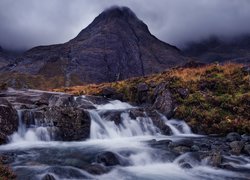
[55,63,250,135]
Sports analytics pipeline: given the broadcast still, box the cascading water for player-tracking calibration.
[10,109,53,142]
[0,94,249,180]
[89,110,160,139]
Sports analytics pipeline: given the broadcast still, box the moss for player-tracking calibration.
[54,63,250,135]
[0,157,16,180]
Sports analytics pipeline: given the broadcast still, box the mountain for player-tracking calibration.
[183,36,250,64]
[0,46,10,68]
[0,7,186,89]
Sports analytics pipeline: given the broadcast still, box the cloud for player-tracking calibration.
[0,0,250,50]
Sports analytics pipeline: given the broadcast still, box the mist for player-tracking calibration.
[0,0,250,51]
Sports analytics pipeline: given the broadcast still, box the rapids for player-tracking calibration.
[0,95,249,180]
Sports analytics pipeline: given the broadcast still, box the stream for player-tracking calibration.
[0,95,249,180]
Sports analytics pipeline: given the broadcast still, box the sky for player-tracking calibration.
[0,0,250,51]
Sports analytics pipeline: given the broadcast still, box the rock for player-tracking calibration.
[146,110,171,135]
[152,88,174,118]
[180,163,192,169]
[45,107,91,141]
[176,88,189,98]
[137,83,149,92]
[74,97,96,109]
[169,139,194,148]
[208,151,222,167]
[100,110,123,125]
[226,132,241,142]
[96,151,122,166]
[172,146,191,154]
[241,134,250,143]
[191,145,200,152]
[42,174,56,180]
[136,83,149,104]
[99,87,117,98]
[82,164,109,175]
[243,144,250,155]
[229,141,244,155]
[49,95,77,107]
[0,98,18,144]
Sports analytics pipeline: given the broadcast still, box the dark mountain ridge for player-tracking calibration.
[183,35,250,64]
[0,7,185,89]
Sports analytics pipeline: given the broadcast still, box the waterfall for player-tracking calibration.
[157,112,194,136]
[89,109,160,139]
[10,110,53,143]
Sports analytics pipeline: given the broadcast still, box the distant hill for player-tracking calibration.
[183,36,250,64]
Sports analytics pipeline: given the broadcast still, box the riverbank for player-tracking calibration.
[55,63,250,135]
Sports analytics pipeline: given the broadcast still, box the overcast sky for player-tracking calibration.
[0,0,250,51]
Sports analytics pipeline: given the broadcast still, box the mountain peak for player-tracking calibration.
[76,6,150,40]
[99,6,138,20]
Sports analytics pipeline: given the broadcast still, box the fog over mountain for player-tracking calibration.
[0,0,250,51]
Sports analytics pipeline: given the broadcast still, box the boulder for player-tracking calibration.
[243,144,250,155]
[0,98,18,144]
[45,107,91,141]
[42,174,56,180]
[207,151,222,167]
[82,164,109,175]
[229,141,244,155]
[96,151,122,166]
[226,132,241,142]
[152,87,174,118]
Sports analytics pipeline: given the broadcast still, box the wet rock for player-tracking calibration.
[96,151,122,166]
[229,141,244,155]
[0,98,18,144]
[207,151,222,167]
[191,145,200,152]
[49,95,77,107]
[175,152,201,168]
[226,132,241,142]
[243,144,250,155]
[148,139,172,149]
[180,163,192,169]
[169,139,194,148]
[22,110,35,127]
[129,108,145,119]
[42,174,56,180]
[45,107,91,141]
[146,110,171,135]
[74,97,96,109]
[172,146,191,154]
[241,134,250,143]
[83,164,109,175]
[100,110,123,125]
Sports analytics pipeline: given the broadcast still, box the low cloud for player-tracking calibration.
[0,0,250,50]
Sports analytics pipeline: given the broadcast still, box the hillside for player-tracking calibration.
[55,63,250,135]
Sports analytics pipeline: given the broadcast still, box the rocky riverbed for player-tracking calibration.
[0,89,249,179]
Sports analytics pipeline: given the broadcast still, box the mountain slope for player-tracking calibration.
[0,7,186,89]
